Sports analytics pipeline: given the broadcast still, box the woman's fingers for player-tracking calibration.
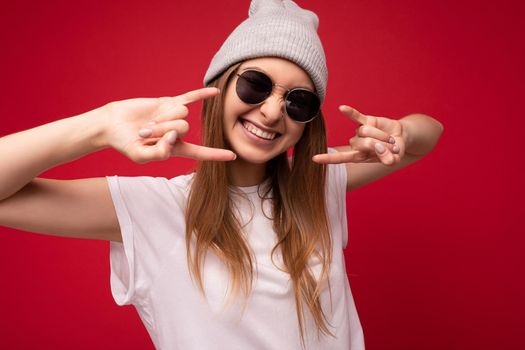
[313,134,401,165]
[138,119,190,139]
[140,87,221,135]
[373,142,399,166]
[339,105,368,125]
[157,104,189,121]
[173,87,221,106]
[312,150,366,164]
[350,137,398,166]
[349,122,400,165]
[334,104,403,166]
[312,146,399,166]
[172,141,237,161]
[131,131,235,163]
[130,131,177,163]
[356,124,394,145]
[152,87,220,123]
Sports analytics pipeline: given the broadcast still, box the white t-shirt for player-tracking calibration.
[105,152,365,350]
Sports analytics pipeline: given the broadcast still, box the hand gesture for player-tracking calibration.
[102,87,236,164]
[312,105,406,166]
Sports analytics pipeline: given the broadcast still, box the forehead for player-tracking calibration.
[238,57,315,91]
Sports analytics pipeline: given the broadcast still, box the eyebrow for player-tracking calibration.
[239,66,315,92]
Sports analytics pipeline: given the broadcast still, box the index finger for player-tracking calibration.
[312,150,364,164]
[174,141,237,162]
[172,87,221,106]
[339,105,370,126]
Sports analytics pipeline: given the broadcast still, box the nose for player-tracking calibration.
[259,86,287,125]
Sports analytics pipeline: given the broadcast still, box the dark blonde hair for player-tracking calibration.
[185,62,335,348]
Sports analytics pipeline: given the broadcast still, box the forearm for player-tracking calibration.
[0,107,109,200]
[400,113,444,156]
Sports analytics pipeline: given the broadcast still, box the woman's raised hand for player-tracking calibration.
[102,87,236,164]
[312,105,406,165]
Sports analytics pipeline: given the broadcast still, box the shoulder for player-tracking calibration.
[168,172,195,195]
[106,173,195,211]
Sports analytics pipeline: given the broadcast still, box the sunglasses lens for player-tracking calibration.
[235,69,321,123]
[236,70,272,104]
[286,89,320,122]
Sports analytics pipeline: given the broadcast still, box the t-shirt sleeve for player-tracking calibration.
[325,147,349,249]
[105,175,187,306]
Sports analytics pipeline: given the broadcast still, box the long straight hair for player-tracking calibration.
[185,62,335,348]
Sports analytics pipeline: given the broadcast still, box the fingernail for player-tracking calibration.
[375,143,386,154]
[393,145,400,153]
[146,121,157,127]
[388,136,395,144]
[231,153,237,160]
[138,128,152,137]
[215,88,221,94]
[168,130,177,144]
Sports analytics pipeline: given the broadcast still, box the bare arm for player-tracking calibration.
[0,177,121,242]
[0,108,107,201]
[0,108,123,241]
[0,88,236,242]
[334,113,444,191]
[312,105,444,192]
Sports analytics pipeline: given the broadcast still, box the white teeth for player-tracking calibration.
[242,120,277,140]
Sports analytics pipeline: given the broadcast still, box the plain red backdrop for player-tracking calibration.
[0,0,523,349]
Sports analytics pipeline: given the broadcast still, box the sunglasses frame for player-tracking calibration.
[233,68,320,124]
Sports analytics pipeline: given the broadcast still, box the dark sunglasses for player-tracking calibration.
[234,69,321,123]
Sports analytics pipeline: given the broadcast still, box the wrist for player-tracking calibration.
[76,105,111,150]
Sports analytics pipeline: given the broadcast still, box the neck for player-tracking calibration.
[227,158,268,187]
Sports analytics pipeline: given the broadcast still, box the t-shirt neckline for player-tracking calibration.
[229,178,271,194]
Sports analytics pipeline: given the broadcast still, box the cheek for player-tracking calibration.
[222,104,237,128]
[223,88,246,124]
[287,122,305,142]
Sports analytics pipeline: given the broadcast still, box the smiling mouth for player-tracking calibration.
[241,119,281,140]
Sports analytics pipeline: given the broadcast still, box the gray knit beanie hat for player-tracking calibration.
[203,0,328,103]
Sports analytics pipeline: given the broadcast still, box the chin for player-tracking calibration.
[234,147,279,164]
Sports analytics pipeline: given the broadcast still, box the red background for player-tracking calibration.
[1,0,523,349]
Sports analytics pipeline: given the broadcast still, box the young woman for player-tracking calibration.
[0,1,443,349]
